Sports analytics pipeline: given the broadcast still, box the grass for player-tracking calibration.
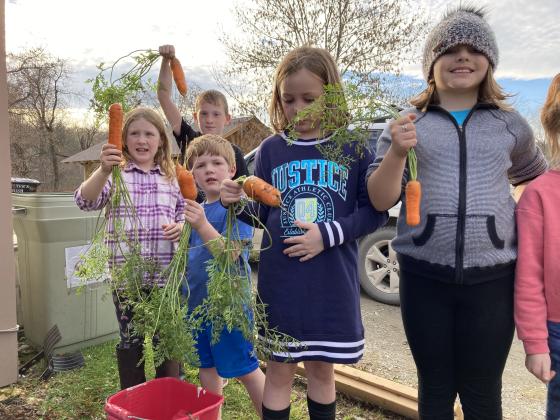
[1,338,401,419]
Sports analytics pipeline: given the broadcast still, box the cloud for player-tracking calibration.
[403,0,560,80]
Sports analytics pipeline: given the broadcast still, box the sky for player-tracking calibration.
[5,0,559,123]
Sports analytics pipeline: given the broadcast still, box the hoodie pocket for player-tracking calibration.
[412,213,458,248]
[463,215,505,260]
[486,215,505,249]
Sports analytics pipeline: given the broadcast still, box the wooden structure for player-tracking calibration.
[222,115,271,154]
[62,116,272,180]
[1,1,19,387]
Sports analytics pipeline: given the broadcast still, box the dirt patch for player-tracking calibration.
[357,293,548,419]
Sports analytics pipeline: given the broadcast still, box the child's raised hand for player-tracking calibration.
[162,222,182,242]
[525,353,556,384]
[220,179,244,206]
[184,199,207,230]
[100,143,122,174]
[283,220,325,262]
[159,45,175,60]
[389,114,417,158]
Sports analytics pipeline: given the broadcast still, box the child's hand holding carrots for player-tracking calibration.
[389,114,417,158]
[99,143,122,174]
[162,222,183,242]
[389,114,421,226]
[220,179,245,206]
[283,220,325,262]
[159,44,175,60]
[184,199,209,231]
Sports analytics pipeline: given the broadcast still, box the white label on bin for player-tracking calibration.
[65,244,109,289]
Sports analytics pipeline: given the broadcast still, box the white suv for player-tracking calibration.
[244,123,401,306]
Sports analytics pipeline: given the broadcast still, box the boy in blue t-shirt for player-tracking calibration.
[183,134,264,417]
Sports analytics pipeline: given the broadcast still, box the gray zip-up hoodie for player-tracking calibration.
[368,104,547,284]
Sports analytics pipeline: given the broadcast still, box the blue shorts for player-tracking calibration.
[195,323,259,379]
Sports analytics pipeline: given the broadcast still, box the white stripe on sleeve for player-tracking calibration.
[324,223,335,248]
[333,221,344,245]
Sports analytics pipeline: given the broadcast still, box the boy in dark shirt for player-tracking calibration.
[157,45,248,180]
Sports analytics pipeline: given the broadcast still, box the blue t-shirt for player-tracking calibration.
[185,200,253,311]
[450,109,471,126]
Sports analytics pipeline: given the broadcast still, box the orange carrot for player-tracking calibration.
[178,168,198,200]
[170,57,187,97]
[108,103,123,151]
[176,162,186,178]
[242,175,282,208]
[405,180,421,226]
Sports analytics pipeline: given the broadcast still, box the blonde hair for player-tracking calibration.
[195,90,229,115]
[269,46,344,133]
[185,134,235,171]
[410,66,511,111]
[121,107,175,179]
[542,73,560,165]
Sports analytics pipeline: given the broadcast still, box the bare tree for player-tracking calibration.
[7,47,72,190]
[216,0,427,118]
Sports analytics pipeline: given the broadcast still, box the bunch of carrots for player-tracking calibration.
[130,163,199,367]
[190,174,298,358]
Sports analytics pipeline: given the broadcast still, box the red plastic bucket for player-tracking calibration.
[105,377,224,420]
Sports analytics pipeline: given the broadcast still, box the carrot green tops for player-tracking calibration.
[514,170,560,355]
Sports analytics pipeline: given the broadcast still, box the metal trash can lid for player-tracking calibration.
[11,177,41,193]
[11,177,41,184]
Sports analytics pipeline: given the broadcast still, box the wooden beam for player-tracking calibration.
[294,364,463,420]
[0,0,19,387]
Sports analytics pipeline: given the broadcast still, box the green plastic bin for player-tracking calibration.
[12,192,118,353]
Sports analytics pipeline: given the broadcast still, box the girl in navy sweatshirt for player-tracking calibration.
[221,46,387,420]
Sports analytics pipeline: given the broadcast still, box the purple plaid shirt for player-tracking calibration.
[74,162,185,286]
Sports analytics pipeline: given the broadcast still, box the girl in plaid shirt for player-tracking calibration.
[75,107,185,389]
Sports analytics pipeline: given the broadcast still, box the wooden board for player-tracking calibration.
[294,364,464,420]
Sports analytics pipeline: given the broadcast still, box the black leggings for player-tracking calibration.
[399,265,514,420]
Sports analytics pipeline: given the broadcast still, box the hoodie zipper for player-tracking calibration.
[431,105,478,284]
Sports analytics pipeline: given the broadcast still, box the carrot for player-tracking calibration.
[175,162,186,178]
[405,180,421,226]
[108,103,123,151]
[241,175,282,208]
[178,168,197,200]
[405,148,421,226]
[170,57,187,97]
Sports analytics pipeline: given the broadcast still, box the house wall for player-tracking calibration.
[228,119,272,154]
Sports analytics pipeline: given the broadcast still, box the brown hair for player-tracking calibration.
[185,134,235,171]
[542,73,560,165]
[121,107,175,179]
[269,46,343,133]
[410,66,511,111]
[195,90,229,115]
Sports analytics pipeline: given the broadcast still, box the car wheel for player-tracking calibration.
[358,226,400,305]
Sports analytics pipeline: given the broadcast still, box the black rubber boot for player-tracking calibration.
[155,359,180,379]
[115,344,146,389]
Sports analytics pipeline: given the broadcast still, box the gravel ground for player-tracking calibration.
[357,293,548,419]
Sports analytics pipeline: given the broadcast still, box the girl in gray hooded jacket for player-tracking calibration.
[367,6,547,419]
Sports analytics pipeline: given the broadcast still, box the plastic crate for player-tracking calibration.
[105,377,224,420]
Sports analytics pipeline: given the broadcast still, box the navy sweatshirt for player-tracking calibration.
[241,132,387,363]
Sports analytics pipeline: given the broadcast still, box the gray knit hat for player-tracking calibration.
[422,6,498,80]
